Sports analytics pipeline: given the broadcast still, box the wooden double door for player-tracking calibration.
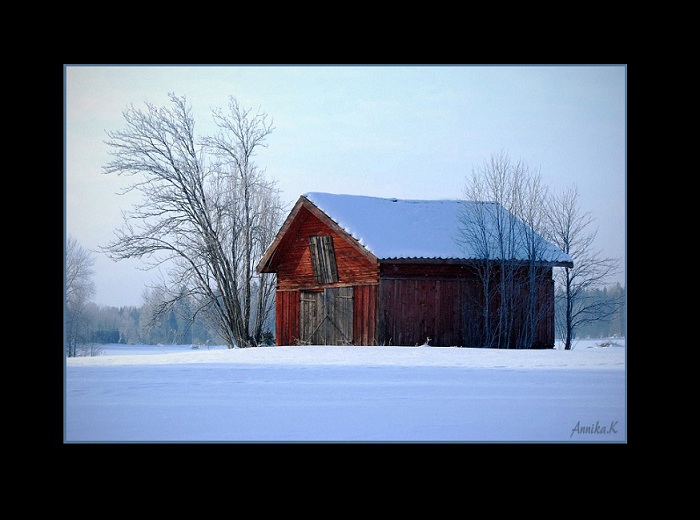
[300,287,353,345]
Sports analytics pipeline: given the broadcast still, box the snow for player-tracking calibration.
[65,340,626,443]
[303,192,573,264]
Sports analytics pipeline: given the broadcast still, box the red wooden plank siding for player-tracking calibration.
[379,278,469,346]
[378,263,556,348]
[536,274,555,348]
[379,263,479,346]
[353,284,378,345]
[276,290,300,345]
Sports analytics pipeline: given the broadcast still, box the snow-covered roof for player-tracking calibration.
[304,192,573,266]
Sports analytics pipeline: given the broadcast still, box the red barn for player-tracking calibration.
[256,193,573,348]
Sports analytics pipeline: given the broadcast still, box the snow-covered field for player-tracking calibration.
[64,339,626,443]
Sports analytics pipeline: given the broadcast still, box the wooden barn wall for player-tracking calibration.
[274,207,379,291]
[482,266,554,348]
[378,262,481,347]
[536,274,555,347]
[275,290,300,346]
[378,277,480,347]
[377,263,556,348]
[514,269,554,348]
[276,285,379,346]
[353,284,378,345]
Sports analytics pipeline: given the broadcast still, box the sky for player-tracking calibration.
[65,339,626,442]
[65,65,626,308]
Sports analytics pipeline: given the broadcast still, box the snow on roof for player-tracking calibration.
[303,192,573,265]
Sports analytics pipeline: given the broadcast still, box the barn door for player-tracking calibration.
[300,291,324,344]
[300,287,353,345]
[326,287,353,344]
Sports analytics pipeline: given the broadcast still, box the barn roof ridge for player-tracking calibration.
[303,191,498,205]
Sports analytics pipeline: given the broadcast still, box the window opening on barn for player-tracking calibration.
[309,236,339,284]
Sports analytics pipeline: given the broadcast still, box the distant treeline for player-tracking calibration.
[81,283,625,346]
[81,292,275,347]
[556,282,626,339]
[82,302,222,346]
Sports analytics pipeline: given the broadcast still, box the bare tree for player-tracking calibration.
[101,93,283,348]
[457,181,499,348]
[65,235,96,356]
[459,151,524,347]
[202,97,284,344]
[458,151,556,348]
[548,186,623,349]
[514,168,552,348]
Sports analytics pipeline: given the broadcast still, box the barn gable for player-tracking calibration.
[257,196,379,290]
[256,197,380,346]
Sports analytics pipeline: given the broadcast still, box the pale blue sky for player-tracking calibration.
[65,65,626,307]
